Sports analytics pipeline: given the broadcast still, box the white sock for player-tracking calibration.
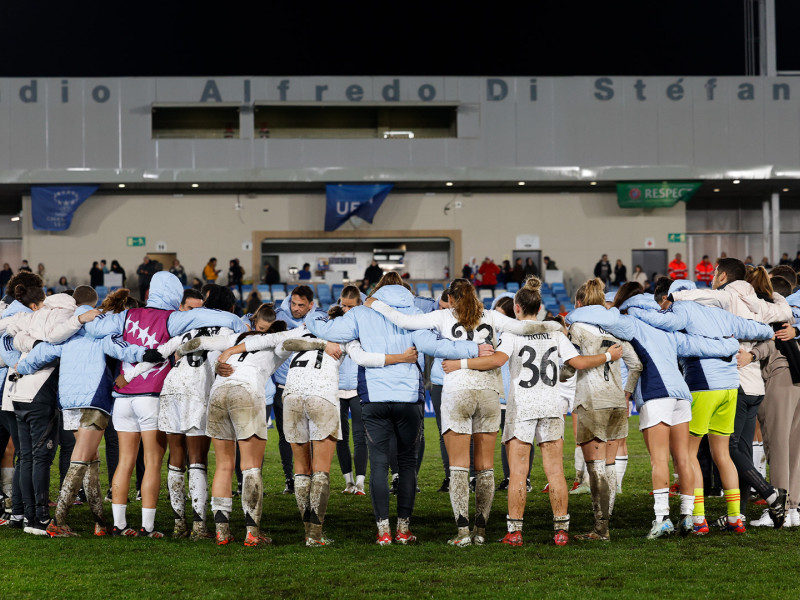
[680,493,695,515]
[168,465,186,520]
[343,472,354,485]
[141,507,156,532]
[112,503,127,530]
[753,442,766,479]
[653,488,669,521]
[355,474,365,487]
[1,467,13,498]
[211,496,232,522]
[376,518,390,536]
[615,455,628,489]
[188,464,208,522]
[605,464,617,515]
[574,447,585,479]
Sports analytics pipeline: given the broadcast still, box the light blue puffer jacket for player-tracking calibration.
[0,300,32,398]
[16,305,146,414]
[305,285,478,404]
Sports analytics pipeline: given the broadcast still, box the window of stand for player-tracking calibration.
[151,105,241,139]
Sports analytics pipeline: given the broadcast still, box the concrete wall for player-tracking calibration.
[22,191,686,292]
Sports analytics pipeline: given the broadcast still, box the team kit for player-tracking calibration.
[0,257,795,547]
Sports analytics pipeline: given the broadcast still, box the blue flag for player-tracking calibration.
[31,185,98,231]
[325,183,393,231]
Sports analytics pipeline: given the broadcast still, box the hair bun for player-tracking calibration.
[523,276,541,292]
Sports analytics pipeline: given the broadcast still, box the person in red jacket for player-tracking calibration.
[695,255,714,285]
[478,257,500,290]
[668,253,688,280]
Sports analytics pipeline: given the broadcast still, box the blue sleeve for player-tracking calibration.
[726,313,777,341]
[304,310,358,343]
[0,333,21,367]
[83,311,127,339]
[101,334,146,364]
[410,328,478,358]
[16,342,62,375]
[168,308,248,335]
[627,305,688,332]
[674,332,739,359]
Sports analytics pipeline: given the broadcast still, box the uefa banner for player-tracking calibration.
[31,185,98,231]
[324,183,393,231]
[617,181,702,208]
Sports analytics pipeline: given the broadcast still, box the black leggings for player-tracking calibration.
[729,390,774,508]
[272,387,294,481]
[337,395,368,476]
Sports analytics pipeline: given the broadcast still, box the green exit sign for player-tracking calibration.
[668,233,686,243]
[127,236,146,247]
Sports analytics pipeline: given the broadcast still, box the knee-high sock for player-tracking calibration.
[211,496,232,537]
[474,468,495,533]
[586,460,609,535]
[615,455,628,490]
[605,463,617,516]
[188,464,208,523]
[294,474,311,537]
[574,446,585,480]
[309,472,331,541]
[241,467,263,534]
[753,442,766,480]
[83,460,105,525]
[167,465,186,521]
[1,466,13,499]
[449,466,470,535]
[55,461,88,526]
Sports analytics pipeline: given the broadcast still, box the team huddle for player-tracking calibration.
[0,256,796,547]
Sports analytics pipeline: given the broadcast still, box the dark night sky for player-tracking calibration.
[0,2,796,77]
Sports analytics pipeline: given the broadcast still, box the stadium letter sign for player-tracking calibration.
[616,182,702,208]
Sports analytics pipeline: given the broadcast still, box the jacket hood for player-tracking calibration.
[44,293,77,311]
[725,279,756,298]
[786,290,800,308]
[2,299,32,317]
[146,271,183,310]
[620,293,659,311]
[567,304,618,327]
[373,285,414,308]
[604,292,616,303]
[668,280,696,294]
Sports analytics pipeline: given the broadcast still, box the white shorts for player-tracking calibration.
[502,416,564,445]
[158,393,208,436]
[639,397,692,430]
[206,385,268,441]
[61,408,81,432]
[283,394,342,444]
[113,395,160,432]
[442,388,501,435]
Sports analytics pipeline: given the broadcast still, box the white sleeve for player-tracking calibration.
[182,333,239,354]
[490,311,564,336]
[126,362,157,380]
[158,335,186,358]
[556,332,579,363]
[244,328,303,352]
[343,340,386,368]
[370,300,443,331]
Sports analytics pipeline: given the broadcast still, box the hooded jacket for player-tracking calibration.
[4,293,83,353]
[0,301,33,408]
[305,285,478,404]
[567,302,739,405]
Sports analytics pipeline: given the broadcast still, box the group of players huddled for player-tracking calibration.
[0,256,796,547]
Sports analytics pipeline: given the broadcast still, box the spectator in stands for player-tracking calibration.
[18,260,32,273]
[110,260,126,285]
[203,257,220,284]
[100,259,109,274]
[759,256,773,269]
[511,257,525,283]
[524,258,538,279]
[136,255,157,299]
[245,290,262,315]
[297,262,312,280]
[461,263,472,280]
[37,263,48,288]
[191,277,203,291]
[0,263,12,295]
[613,259,627,286]
[358,278,371,295]
[668,253,688,280]
[631,264,648,288]
[54,276,69,293]
[543,256,558,270]
[169,258,187,286]
[478,257,500,290]
[89,261,104,287]
[364,259,383,285]
[228,258,245,301]
[792,252,800,272]
[499,260,512,285]
[264,263,280,285]
[593,254,611,285]
[695,255,714,285]
[779,252,792,266]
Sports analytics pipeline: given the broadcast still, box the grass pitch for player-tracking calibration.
[0,416,795,599]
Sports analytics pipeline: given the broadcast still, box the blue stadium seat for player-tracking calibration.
[416,282,429,293]
[270,284,285,294]
[432,283,445,295]
[506,282,520,293]
[483,297,494,309]
[257,284,270,296]
[332,284,344,299]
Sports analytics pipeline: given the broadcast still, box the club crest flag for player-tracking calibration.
[325,183,394,231]
[31,185,98,231]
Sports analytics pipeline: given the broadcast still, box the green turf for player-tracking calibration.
[0,416,794,600]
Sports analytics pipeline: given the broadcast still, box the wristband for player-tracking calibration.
[604,352,612,363]
[461,358,469,370]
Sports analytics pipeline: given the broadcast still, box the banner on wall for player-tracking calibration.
[616,181,702,208]
[31,185,98,231]
[324,183,393,231]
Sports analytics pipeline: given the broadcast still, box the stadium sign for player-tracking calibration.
[616,182,702,208]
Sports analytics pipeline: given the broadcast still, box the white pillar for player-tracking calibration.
[688,235,694,279]
[771,192,780,265]
[763,199,771,261]
[760,0,777,76]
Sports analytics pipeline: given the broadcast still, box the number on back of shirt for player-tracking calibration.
[451,322,494,345]
[517,345,557,388]
[289,333,323,370]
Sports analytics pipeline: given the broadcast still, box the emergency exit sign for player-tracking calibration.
[127,236,146,247]
[668,233,686,243]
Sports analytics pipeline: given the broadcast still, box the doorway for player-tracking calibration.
[511,250,542,279]
[631,249,668,285]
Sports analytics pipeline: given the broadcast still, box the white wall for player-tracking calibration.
[22,191,686,292]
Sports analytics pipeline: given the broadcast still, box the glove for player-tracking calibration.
[143,349,165,363]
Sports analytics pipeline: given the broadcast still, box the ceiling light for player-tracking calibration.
[191,183,199,188]
[10,216,19,222]
[118,184,125,188]
[517,181,525,186]
[445,182,453,187]
[713,188,720,192]
[589,181,597,186]
[783,188,790,192]
[732,179,740,184]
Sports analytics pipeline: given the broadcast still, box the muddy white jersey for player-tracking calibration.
[283,333,385,405]
[160,326,233,400]
[499,330,578,421]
